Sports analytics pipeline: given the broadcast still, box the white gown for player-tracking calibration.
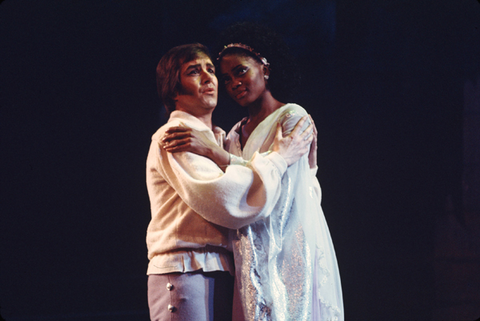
[226,104,344,321]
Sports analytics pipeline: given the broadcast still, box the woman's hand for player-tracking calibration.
[162,124,230,167]
[272,115,314,166]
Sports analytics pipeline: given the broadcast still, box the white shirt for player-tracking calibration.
[146,110,288,275]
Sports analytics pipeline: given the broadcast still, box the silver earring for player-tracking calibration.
[264,75,269,80]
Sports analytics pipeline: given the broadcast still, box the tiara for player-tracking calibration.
[218,43,269,66]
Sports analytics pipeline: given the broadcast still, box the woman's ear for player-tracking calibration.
[263,66,270,80]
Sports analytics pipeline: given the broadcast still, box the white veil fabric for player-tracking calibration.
[226,104,344,321]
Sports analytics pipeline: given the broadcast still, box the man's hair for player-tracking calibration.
[156,43,212,115]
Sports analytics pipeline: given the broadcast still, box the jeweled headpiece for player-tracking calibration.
[218,43,270,66]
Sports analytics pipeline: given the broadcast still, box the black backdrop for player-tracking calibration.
[1,0,479,320]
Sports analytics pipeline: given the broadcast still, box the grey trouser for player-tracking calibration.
[148,271,234,321]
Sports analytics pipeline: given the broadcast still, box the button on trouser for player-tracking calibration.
[147,271,234,321]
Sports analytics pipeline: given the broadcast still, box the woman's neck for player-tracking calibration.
[247,91,283,123]
[240,91,284,148]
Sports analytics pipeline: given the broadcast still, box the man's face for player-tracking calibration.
[174,54,218,117]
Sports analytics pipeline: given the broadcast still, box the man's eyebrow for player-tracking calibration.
[184,64,201,71]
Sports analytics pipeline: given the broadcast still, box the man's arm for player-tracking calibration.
[162,115,313,168]
[162,126,231,169]
[151,135,287,230]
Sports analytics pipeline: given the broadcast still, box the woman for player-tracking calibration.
[163,22,343,321]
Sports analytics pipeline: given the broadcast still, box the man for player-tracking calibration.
[146,43,312,320]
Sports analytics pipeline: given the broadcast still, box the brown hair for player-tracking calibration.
[156,43,212,115]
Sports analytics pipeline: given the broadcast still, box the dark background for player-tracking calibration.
[1,0,479,320]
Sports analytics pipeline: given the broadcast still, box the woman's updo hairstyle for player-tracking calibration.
[217,21,299,103]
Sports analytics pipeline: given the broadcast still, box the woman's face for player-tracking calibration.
[219,53,268,107]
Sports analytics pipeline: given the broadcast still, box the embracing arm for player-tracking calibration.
[162,125,230,168]
[308,115,318,170]
[149,135,288,229]
[150,111,317,229]
[162,115,313,168]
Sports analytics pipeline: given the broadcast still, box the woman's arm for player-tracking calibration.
[308,115,318,170]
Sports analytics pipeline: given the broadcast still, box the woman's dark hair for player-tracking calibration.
[156,43,211,115]
[217,22,299,102]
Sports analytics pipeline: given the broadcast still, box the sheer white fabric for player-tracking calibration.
[226,104,344,321]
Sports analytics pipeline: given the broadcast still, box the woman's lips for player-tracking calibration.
[235,90,247,100]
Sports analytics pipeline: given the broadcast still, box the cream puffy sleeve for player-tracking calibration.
[149,128,287,230]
